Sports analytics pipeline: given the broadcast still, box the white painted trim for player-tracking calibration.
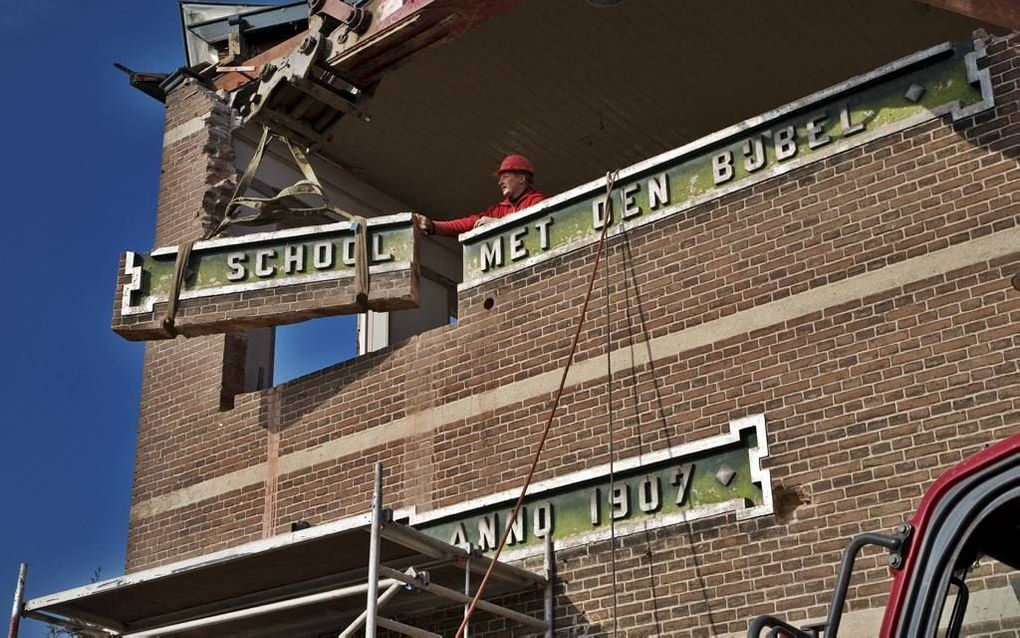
[409,414,769,528]
[736,413,773,520]
[120,252,143,317]
[162,116,207,148]
[122,261,412,315]
[961,39,995,120]
[121,213,415,315]
[408,415,772,561]
[147,212,412,256]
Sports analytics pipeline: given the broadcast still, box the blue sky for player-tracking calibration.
[0,3,353,635]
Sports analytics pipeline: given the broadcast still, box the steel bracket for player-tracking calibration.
[235,11,372,146]
[885,522,913,571]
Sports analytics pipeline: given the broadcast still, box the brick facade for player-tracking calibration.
[125,34,1020,635]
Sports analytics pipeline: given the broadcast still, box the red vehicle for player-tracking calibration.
[749,433,1020,638]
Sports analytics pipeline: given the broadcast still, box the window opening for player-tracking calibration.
[274,314,358,384]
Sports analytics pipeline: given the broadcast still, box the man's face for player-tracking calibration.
[497,171,529,200]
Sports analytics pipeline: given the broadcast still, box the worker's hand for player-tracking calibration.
[473,216,496,229]
[412,213,434,235]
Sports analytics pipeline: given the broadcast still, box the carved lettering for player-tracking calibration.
[807,111,831,149]
[226,253,247,281]
[283,245,304,274]
[507,508,526,545]
[774,125,798,161]
[313,242,334,269]
[255,249,276,277]
[638,475,661,513]
[371,234,393,262]
[648,173,669,210]
[839,102,865,136]
[592,198,612,230]
[535,218,553,251]
[533,502,553,538]
[342,239,355,267]
[477,513,498,551]
[449,523,469,547]
[671,463,694,506]
[611,485,629,520]
[510,227,528,261]
[743,136,766,173]
[621,182,641,220]
[712,150,734,185]
[480,238,503,272]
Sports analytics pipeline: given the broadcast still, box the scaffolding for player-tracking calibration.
[12,463,552,638]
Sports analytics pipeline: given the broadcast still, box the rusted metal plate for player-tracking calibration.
[112,214,419,341]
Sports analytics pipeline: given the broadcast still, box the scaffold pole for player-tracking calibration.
[366,462,383,638]
[378,567,548,631]
[121,581,396,637]
[463,555,470,638]
[338,578,402,638]
[544,535,554,638]
[7,563,27,638]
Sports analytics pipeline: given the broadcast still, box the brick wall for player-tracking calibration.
[125,34,1020,635]
[155,79,236,245]
[126,79,268,565]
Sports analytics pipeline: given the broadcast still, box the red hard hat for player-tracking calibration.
[494,154,535,176]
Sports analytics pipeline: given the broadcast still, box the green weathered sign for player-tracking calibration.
[113,213,418,339]
[412,415,771,555]
[459,40,993,287]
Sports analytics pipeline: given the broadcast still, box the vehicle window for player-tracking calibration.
[937,555,1020,637]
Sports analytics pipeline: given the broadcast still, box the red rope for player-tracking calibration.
[454,171,618,638]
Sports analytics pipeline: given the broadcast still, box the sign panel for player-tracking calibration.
[113,213,418,340]
[459,39,994,288]
[410,414,772,557]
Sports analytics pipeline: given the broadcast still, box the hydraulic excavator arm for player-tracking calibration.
[226,0,525,147]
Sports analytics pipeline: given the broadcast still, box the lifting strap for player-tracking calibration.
[161,126,370,336]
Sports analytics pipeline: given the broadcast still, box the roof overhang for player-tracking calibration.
[219,0,1002,224]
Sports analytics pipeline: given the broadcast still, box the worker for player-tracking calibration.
[414,154,546,237]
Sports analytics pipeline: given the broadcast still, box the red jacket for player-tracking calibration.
[433,188,546,237]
